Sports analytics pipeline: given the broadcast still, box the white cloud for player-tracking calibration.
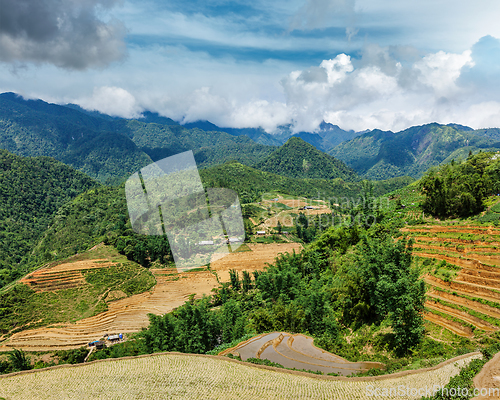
[77,86,142,118]
[414,50,473,98]
[279,39,500,132]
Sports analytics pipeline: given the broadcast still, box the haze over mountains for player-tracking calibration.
[2,92,500,185]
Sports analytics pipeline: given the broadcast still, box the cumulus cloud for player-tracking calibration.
[280,40,487,132]
[77,86,142,118]
[0,0,126,69]
[175,87,290,132]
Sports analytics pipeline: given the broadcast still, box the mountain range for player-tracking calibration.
[330,123,500,179]
[2,92,500,184]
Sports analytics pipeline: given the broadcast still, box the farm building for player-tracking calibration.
[107,334,121,343]
[88,340,106,349]
[256,231,266,235]
[197,240,214,245]
[228,237,242,243]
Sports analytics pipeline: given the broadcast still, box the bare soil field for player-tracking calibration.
[19,260,116,292]
[0,352,481,400]
[406,225,500,338]
[424,312,474,338]
[425,301,497,331]
[472,351,500,400]
[402,225,500,235]
[210,243,302,282]
[0,243,301,351]
[255,195,331,230]
[427,290,500,319]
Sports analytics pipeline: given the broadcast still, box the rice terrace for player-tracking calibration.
[3,10,500,395]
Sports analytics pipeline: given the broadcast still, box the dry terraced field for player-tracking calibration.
[402,224,500,338]
[0,243,301,351]
[0,352,481,400]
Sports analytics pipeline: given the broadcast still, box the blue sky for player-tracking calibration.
[2,0,500,132]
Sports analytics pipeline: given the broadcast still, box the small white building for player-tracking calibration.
[256,231,266,235]
[198,240,214,245]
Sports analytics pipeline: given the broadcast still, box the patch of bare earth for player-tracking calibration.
[210,243,303,281]
[406,225,500,338]
[472,351,500,400]
[1,243,302,351]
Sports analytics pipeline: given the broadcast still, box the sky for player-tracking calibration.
[2,0,500,133]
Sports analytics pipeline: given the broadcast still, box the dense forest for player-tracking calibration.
[330,123,500,180]
[255,137,357,181]
[420,151,500,218]
[0,93,274,184]
[0,150,98,287]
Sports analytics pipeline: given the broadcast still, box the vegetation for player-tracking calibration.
[330,123,500,180]
[78,221,427,368]
[420,151,500,218]
[0,246,155,336]
[255,137,357,181]
[0,93,274,184]
[0,352,476,400]
[200,161,413,204]
[0,150,98,288]
[421,343,500,400]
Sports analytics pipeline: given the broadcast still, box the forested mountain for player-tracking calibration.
[329,123,500,180]
[27,159,413,269]
[0,93,152,184]
[0,150,98,285]
[254,137,357,181]
[124,120,274,168]
[183,120,361,151]
[199,161,412,204]
[0,93,274,184]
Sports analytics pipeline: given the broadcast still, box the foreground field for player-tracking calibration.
[0,352,481,400]
[221,332,384,376]
[0,243,301,351]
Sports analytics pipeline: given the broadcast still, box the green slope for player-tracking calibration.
[330,123,500,180]
[0,150,98,285]
[200,161,412,204]
[0,93,152,184]
[254,137,357,181]
[0,93,275,184]
[28,161,412,270]
[123,120,274,168]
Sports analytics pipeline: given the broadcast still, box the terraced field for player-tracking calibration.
[0,243,301,351]
[0,352,481,400]
[220,332,384,376]
[253,194,331,230]
[402,224,500,338]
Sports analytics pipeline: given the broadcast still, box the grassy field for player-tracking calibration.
[0,352,481,400]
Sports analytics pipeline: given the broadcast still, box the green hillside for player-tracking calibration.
[123,120,274,168]
[0,93,274,184]
[0,93,152,184]
[27,160,412,269]
[330,123,500,180]
[0,150,98,287]
[200,161,413,204]
[254,137,357,181]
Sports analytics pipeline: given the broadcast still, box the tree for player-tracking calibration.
[357,235,425,355]
[229,269,241,291]
[242,270,252,293]
[8,349,30,371]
